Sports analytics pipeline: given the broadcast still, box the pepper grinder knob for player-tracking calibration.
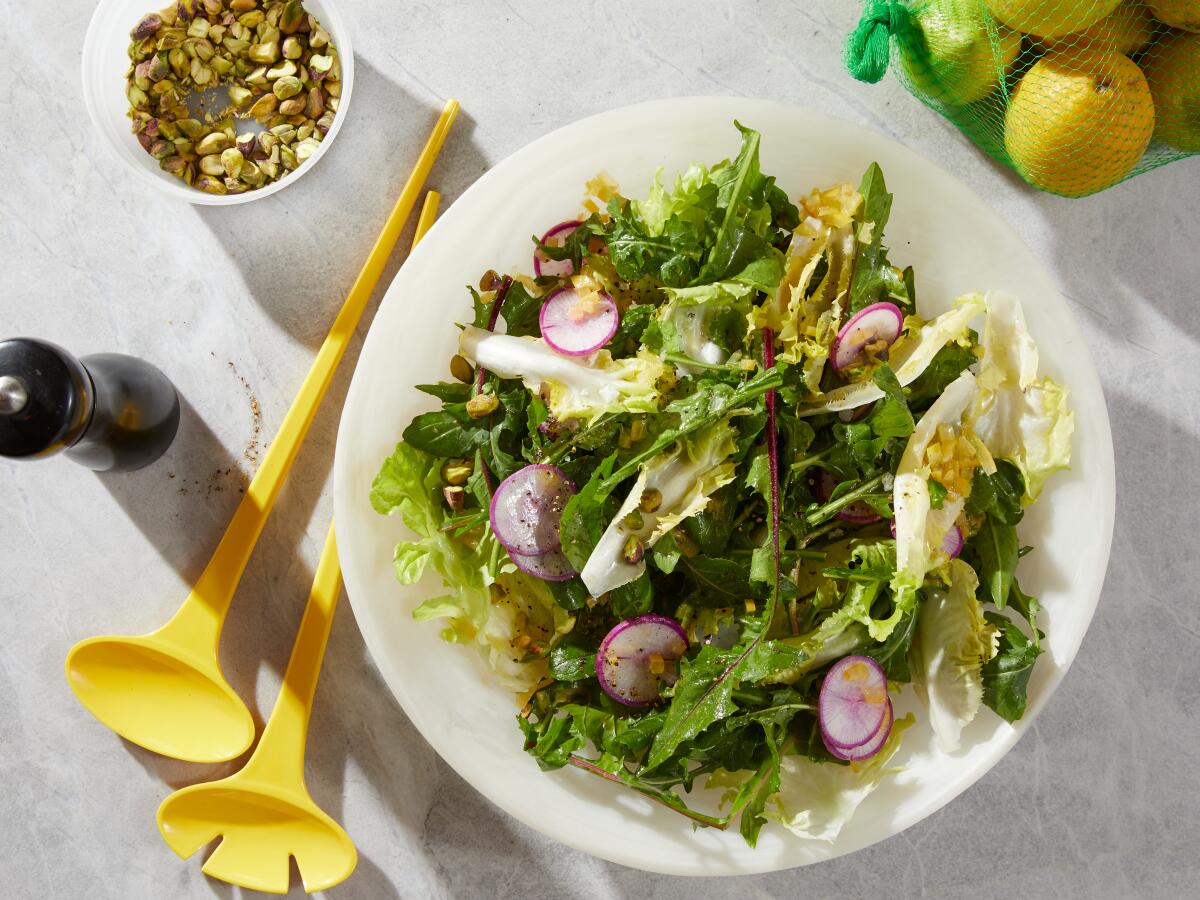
[0,375,29,415]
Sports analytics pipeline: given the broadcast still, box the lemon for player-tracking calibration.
[1004,49,1155,196]
[1040,1,1157,54]
[901,0,1022,105]
[1147,1,1200,31]
[1143,31,1200,150]
[986,0,1122,39]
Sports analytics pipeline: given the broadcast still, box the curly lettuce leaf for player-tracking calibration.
[458,326,665,423]
[916,559,999,753]
[766,714,913,842]
[970,291,1073,501]
[371,442,568,690]
[580,418,739,595]
[645,281,756,367]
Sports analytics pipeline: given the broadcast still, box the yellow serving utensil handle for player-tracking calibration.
[238,191,442,791]
[154,103,460,659]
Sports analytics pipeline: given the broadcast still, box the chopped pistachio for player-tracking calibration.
[248,92,278,119]
[295,123,314,142]
[450,355,474,383]
[195,131,233,154]
[185,17,209,39]
[278,96,306,116]
[239,160,265,186]
[282,36,303,59]
[280,144,298,170]
[245,65,269,86]
[441,459,474,486]
[466,393,500,419]
[308,53,332,80]
[229,0,258,11]
[220,147,244,177]
[304,85,324,119]
[192,37,215,61]
[294,137,319,163]
[195,174,227,194]
[160,155,188,176]
[149,139,176,160]
[199,153,225,176]
[176,117,204,139]
[132,14,162,40]
[227,85,253,107]
[209,55,234,76]
[443,486,466,511]
[247,40,279,63]
[269,122,296,142]
[238,11,266,29]
[280,1,304,34]
[266,59,296,79]
[273,75,302,99]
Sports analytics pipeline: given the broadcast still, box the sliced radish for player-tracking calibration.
[888,519,963,559]
[510,547,578,582]
[941,523,964,559]
[828,699,893,761]
[596,615,689,708]
[815,470,881,525]
[539,287,619,357]
[831,302,905,372]
[819,655,890,751]
[488,464,576,557]
[533,221,581,278]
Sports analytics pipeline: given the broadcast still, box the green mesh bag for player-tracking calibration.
[845,1,1200,196]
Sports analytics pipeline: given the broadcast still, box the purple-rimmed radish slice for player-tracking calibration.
[888,519,964,559]
[831,302,905,372]
[819,655,890,752]
[539,287,619,357]
[828,699,893,762]
[596,614,689,708]
[509,547,578,582]
[941,523,964,559]
[815,470,881,525]
[533,221,581,278]
[489,464,576,557]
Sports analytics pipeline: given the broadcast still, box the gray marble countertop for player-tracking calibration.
[3,1,1199,897]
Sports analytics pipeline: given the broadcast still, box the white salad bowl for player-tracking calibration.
[332,97,1115,876]
[81,0,354,205]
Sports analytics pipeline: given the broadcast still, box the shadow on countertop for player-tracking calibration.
[191,57,491,350]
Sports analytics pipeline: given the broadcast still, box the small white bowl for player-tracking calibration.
[81,0,354,205]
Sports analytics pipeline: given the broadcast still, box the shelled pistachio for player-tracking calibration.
[124,0,342,194]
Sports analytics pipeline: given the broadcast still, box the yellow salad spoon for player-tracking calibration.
[65,100,460,763]
[156,190,442,895]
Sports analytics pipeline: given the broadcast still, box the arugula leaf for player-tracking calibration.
[905,338,978,409]
[965,460,1025,526]
[610,572,654,619]
[416,382,472,402]
[549,645,595,682]
[607,302,655,353]
[498,280,544,336]
[402,408,488,459]
[866,364,914,439]
[981,612,1041,722]
[864,607,918,681]
[972,517,1019,608]
[846,162,896,313]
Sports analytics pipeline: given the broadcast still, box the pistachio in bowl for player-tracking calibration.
[125,0,344,196]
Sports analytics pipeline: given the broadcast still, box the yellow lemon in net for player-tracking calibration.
[1004,49,1155,195]
[1143,31,1200,150]
[986,0,1122,39]
[1041,1,1158,54]
[901,0,1022,105]
[1147,1,1200,31]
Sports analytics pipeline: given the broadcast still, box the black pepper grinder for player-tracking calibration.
[0,338,180,472]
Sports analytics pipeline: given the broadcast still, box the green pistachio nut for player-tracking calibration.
[247,40,279,63]
[228,85,253,107]
[221,147,244,177]
[282,36,303,60]
[265,59,296,79]
[195,174,227,194]
[273,75,302,99]
[280,0,304,34]
[278,96,306,116]
[195,131,233,155]
[199,153,226,176]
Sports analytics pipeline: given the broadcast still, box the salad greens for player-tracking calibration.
[370,123,1074,846]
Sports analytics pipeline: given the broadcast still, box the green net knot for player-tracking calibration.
[845,0,909,84]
